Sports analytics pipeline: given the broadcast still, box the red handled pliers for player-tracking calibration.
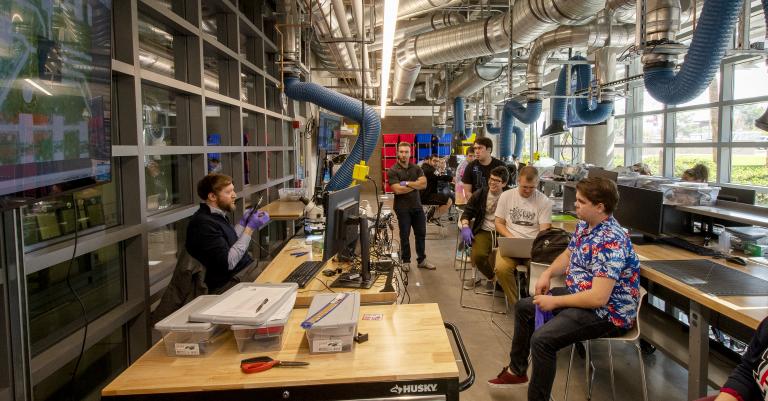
[241,356,309,373]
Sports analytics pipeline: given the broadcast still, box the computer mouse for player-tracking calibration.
[726,256,747,266]
[322,269,336,277]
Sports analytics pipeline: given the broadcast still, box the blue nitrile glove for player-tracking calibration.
[238,208,255,227]
[246,211,270,230]
[460,227,474,245]
[400,181,408,188]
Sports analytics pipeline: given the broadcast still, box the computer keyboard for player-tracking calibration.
[658,236,719,256]
[283,260,325,288]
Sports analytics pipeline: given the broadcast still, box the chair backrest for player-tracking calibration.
[152,248,208,324]
[528,261,566,295]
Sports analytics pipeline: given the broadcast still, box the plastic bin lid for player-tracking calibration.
[154,295,220,332]
[305,292,360,329]
[189,282,298,326]
[231,291,297,330]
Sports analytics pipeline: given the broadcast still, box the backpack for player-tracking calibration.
[531,228,571,264]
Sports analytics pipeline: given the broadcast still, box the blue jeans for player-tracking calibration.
[509,287,626,401]
[395,208,426,263]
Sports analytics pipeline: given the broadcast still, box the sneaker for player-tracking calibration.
[455,249,470,261]
[463,278,482,290]
[417,260,436,270]
[488,367,528,388]
[401,261,411,272]
[480,280,495,294]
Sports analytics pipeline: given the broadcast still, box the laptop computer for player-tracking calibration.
[497,237,536,259]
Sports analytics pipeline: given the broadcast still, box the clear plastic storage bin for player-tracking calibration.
[154,295,226,357]
[636,176,675,191]
[660,183,721,206]
[279,188,305,201]
[304,292,360,354]
[232,320,288,353]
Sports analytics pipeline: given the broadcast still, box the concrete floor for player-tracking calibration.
[394,217,714,401]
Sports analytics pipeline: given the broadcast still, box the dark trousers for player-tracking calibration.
[509,287,625,401]
[395,208,426,263]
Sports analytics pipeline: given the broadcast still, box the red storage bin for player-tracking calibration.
[382,146,396,157]
[399,133,415,143]
[383,158,396,169]
[382,134,400,144]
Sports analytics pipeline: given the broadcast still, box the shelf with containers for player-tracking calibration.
[381,133,416,193]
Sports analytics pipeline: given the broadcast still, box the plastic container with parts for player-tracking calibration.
[660,183,721,206]
[279,188,306,201]
[304,292,360,354]
[154,295,227,357]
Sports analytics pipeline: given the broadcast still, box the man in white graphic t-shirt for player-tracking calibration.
[493,166,553,303]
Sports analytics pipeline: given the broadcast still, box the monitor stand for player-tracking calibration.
[330,271,379,289]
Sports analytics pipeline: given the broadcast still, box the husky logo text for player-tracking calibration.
[390,383,439,394]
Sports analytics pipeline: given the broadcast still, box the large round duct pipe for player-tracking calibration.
[448,60,503,99]
[366,0,462,27]
[643,0,744,104]
[369,12,466,51]
[392,0,608,104]
[526,23,634,92]
[284,76,381,190]
[454,97,466,139]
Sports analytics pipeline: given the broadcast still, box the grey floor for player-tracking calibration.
[393,217,715,401]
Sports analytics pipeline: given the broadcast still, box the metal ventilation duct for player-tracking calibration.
[368,11,466,51]
[392,0,607,104]
[447,60,503,99]
[366,0,462,27]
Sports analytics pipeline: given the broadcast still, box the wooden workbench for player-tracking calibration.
[102,303,461,400]
[632,242,768,399]
[259,200,305,221]
[255,238,398,307]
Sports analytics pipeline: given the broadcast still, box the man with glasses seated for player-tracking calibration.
[494,166,553,303]
[461,137,506,200]
[421,154,454,225]
[459,166,510,292]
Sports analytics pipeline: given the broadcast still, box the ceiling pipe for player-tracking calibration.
[447,59,503,99]
[365,0,462,28]
[368,11,466,51]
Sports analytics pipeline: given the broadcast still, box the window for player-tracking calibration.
[137,14,176,79]
[640,114,664,144]
[22,177,120,249]
[730,147,768,195]
[642,89,664,112]
[678,73,720,108]
[27,243,124,355]
[145,155,190,212]
[675,108,718,143]
[142,84,180,146]
[732,102,768,143]
[33,326,126,401]
[148,219,188,297]
[734,59,768,100]
[642,147,664,176]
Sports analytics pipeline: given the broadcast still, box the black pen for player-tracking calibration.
[254,298,269,315]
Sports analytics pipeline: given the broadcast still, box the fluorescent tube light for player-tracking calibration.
[379,0,399,119]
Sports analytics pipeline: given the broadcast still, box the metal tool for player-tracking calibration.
[240,356,309,374]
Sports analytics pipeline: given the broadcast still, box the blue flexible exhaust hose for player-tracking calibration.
[486,123,501,134]
[504,99,542,125]
[499,105,525,160]
[284,76,381,191]
[550,66,570,128]
[571,56,613,123]
[454,97,466,139]
[643,0,745,105]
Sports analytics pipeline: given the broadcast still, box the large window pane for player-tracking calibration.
[145,155,188,212]
[675,108,718,142]
[642,89,664,112]
[734,59,768,100]
[642,147,664,176]
[730,147,768,194]
[138,14,176,79]
[732,102,768,143]
[674,148,718,180]
[613,146,625,167]
[148,219,188,297]
[614,117,625,144]
[33,326,126,401]
[142,84,179,146]
[27,243,124,355]
[640,114,663,144]
[22,179,120,249]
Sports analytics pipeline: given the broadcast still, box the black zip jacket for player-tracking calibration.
[460,186,494,235]
[721,316,768,401]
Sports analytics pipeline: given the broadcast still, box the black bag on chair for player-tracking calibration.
[531,228,571,264]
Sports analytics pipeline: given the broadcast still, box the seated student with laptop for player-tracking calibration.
[459,166,510,291]
[493,166,553,303]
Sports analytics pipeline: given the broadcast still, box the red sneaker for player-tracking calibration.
[488,367,528,388]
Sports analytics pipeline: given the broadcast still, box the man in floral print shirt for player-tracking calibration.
[488,177,641,401]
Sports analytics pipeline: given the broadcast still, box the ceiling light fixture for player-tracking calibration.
[379,0,399,119]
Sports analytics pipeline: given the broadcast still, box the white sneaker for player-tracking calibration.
[401,262,411,272]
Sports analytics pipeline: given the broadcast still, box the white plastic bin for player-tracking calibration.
[232,319,288,353]
[154,295,226,357]
[304,292,360,354]
[660,183,721,206]
[279,188,305,201]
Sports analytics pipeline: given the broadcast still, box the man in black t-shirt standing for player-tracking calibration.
[388,142,436,271]
[461,137,506,200]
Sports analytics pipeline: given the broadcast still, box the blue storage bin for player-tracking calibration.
[439,133,452,143]
[415,133,433,143]
[417,147,432,159]
[437,145,451,156]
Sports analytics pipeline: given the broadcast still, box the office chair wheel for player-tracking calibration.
[640,339,656,355]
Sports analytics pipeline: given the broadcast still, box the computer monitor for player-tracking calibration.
[588,168,618,182]
[613,185,664,237]
[718,187,756,204]
[563,185,577,213]
[323,185,360,262]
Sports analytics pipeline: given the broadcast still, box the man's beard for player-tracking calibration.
[216,198,235,213]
